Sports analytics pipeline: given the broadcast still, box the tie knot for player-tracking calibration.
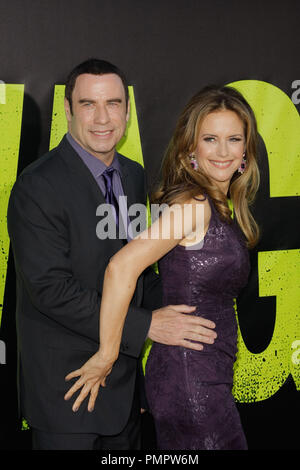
[102,167,115,200]
[102,167,115,189]
[103,167,115,177]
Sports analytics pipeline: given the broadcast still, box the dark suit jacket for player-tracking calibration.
[7,135,162,434]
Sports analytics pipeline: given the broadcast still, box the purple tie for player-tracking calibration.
[102,167,119,226]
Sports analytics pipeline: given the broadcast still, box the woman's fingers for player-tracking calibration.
[64,355,114,412]
[100,367,112,388]
[88,383,101,412]
[65,369,82,382]
[64,375,85,401]
[71,382,94,412]
[65,372,105,411]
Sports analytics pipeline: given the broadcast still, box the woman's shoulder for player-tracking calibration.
[178,194,212,228]
[183,194,211,212]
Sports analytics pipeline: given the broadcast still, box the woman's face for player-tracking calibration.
[195,109,246,194]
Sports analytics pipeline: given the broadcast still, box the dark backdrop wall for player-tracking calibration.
[0,0,299,450]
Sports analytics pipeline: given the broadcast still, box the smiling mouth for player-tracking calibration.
[209,160,232,168]
[90,130,113,137]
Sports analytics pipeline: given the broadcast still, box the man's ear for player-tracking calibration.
[64,97,72,122]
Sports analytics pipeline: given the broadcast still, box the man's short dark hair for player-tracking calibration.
[65,58,129,113]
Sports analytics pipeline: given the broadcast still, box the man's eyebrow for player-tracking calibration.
[77,98,123,104]
[106,98,123,103]
[78,98,96,104]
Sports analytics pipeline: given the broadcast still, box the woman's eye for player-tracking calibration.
[204,137,215,142]
[230,137,242,142]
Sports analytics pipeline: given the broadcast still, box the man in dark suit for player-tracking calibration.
[7,59,216,450]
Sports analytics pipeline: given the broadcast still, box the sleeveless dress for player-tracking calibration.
[145,197,250,450]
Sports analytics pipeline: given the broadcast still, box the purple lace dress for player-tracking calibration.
[145,197,249,450]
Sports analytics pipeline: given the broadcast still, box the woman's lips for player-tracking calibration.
[209,160,232,168]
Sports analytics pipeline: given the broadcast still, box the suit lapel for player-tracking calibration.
[58,135,106,205]
[58,137,140,246]
[117,153,145,306]
[58,136,145,307]
[59,137,137,208]
[117,154,136,211]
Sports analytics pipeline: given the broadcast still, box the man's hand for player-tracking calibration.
[148,305,217,350]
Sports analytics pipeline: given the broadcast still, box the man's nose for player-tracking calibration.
[94,104,110,124]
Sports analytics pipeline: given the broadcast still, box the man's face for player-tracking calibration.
[65,73,129,164]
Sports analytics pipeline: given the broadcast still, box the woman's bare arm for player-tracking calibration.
[64,198,210,411]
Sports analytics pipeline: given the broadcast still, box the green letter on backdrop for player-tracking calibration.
[0,84,24,326]
[229,80,300,401]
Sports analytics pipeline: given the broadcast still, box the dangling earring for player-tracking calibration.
[189,153,199,170]
[238,152,247,174]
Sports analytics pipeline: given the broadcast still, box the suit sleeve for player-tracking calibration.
[142,266,162,311]
[7,173,151,358]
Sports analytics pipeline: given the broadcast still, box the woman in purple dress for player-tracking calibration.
[65,86,260,450]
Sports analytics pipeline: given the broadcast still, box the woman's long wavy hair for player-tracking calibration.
[152,86,260,248]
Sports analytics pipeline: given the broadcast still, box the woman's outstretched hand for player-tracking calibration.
[64,350,115,413]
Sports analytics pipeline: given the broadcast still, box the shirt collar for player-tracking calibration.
[66,132,121,178]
